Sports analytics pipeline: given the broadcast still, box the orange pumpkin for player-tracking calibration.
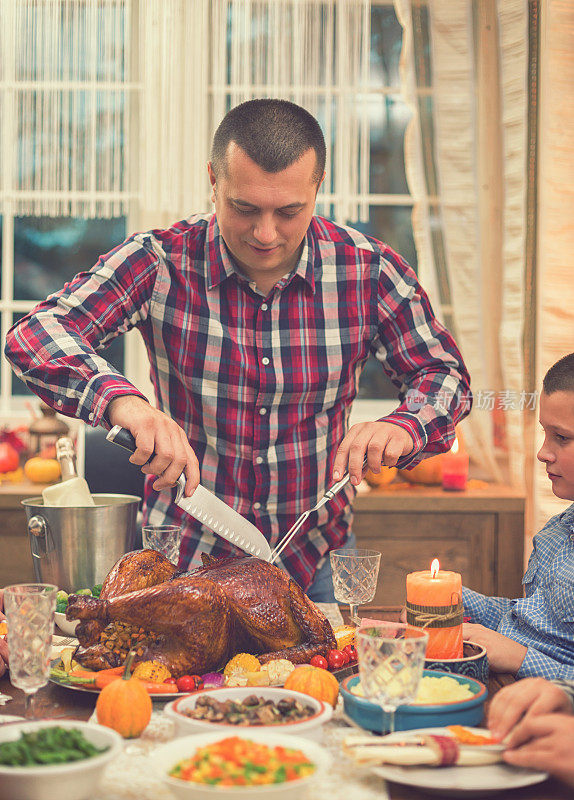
[364,466,398,487]
[283,664,339,708]
[24,456,61,484]
[96,650,152,738]
[398,430,466,485]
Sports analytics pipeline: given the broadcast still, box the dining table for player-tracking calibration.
[0,605,571,800]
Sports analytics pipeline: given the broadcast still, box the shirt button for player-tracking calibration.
[261,303,268,311]
[88,413,94,421]
[253,502,261,510]
[259,407,267,416]
[255,456,264,465]
[261,357,270,366]
[57,400,63,407]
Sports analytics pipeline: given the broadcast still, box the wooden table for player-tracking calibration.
[1,608,571,799]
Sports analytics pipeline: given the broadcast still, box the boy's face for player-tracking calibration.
[537,390,574,500]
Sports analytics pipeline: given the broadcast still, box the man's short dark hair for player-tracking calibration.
[211,99,326,184]
[543,353,574,394]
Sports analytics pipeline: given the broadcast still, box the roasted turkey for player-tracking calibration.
[66,549,336,677]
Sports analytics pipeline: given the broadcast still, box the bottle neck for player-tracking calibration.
[55,437,78,481]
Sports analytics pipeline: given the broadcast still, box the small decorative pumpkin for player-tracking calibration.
[24,456,61,484]
[283,664,339,708]
[364,466,398,488]
[96,650,152,738]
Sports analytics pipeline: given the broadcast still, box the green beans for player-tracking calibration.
[0,727,109,767]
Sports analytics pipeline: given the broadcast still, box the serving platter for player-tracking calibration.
[48,661,181,699]
[370,727,548,798]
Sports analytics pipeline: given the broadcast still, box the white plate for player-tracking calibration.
[370,727,548,798]
[54,611,79,636]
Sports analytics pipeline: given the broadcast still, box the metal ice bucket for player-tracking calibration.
[22,494,140,592]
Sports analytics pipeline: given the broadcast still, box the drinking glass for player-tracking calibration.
[356,622,429,735]
[142,524,183,565]
[4,583,57,719]
[330,548,381,624]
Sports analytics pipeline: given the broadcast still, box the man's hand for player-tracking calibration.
[501,714,574,787]
[107,395,200,497]
[488,677,573,741]
[333,421,414,486]
[462,623,527,674]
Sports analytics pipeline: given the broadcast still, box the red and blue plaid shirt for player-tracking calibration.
[6,214,471,589]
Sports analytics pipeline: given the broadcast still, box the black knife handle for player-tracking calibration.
[106,425,138,454]
[105,425,187,500]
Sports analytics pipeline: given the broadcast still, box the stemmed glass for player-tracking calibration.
[356,622,428,735]
[142,524,183,565]
[4,583,57,719]
[330,548,381,625]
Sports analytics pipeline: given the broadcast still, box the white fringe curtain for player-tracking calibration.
[2,0,134,218]
[3,0,371,224]
[142,0,371,224]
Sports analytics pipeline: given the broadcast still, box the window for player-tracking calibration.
[1,1,426,423]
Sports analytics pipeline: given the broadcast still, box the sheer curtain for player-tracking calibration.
[395,0,529,488]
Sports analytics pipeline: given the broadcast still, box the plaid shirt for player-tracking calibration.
[6,214,470,589]
[463,503,574,680]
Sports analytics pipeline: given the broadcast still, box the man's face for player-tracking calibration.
[537,390,574,500]
[208,143,323,287]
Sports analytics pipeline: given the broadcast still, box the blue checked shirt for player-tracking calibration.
[463,503,574,680]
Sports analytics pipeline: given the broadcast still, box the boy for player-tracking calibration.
[462,352,574,679]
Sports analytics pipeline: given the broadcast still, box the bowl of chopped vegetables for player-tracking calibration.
[164,686,332,741]
[340,669,487,735]
[151,729,332,800]
[55,585,102,636]
[0,719,123,800]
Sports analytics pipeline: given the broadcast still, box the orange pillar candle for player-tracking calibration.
[441,436,469,491]
[406,559,463,659]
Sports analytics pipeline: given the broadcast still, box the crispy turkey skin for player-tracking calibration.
[66,549,336,677]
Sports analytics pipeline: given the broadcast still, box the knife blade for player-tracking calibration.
[105,426,272,560]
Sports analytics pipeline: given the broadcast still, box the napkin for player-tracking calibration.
[343,732,503,768]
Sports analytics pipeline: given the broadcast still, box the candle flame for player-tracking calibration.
[431,558,440,577]
[451,436,459,455]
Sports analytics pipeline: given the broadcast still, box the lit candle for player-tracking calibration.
[406,559,463,659]
[441,436,469,491]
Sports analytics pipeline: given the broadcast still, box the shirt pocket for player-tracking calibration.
[521,557,538,594]
[542,565,574,624]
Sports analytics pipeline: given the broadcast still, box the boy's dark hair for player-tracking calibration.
[543,352,574,394]
[210,99,326,184]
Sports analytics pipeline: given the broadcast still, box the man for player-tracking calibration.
[5,99,471,600]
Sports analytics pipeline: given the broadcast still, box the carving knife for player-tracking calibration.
[105,426,273,561]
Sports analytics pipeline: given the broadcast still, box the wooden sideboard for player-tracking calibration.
[0,481,525,603]
[0,482,51,586]
[352,484,525,606]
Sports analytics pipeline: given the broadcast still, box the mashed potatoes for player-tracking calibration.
[350,675,475,704]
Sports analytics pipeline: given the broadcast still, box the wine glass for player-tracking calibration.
[4,583,57,719]
[356,622,428,735]
[142,524,183,565]
[330,548,381,624]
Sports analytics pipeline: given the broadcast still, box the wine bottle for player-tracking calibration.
[42,437,96,507]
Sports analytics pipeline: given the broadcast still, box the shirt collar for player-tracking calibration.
[205,214,317,294]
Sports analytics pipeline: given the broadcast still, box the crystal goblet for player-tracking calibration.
[356,622,428,734]
[330,548,381,625]
[142,524,183,565]
[4,583,57,719]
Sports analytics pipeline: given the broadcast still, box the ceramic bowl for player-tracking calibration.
[0,719,123,800]
[340,668,487,735]
[54,612,79,637]
[164,686,332,742]
[425,641,489,684]
[151,729,332,800]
